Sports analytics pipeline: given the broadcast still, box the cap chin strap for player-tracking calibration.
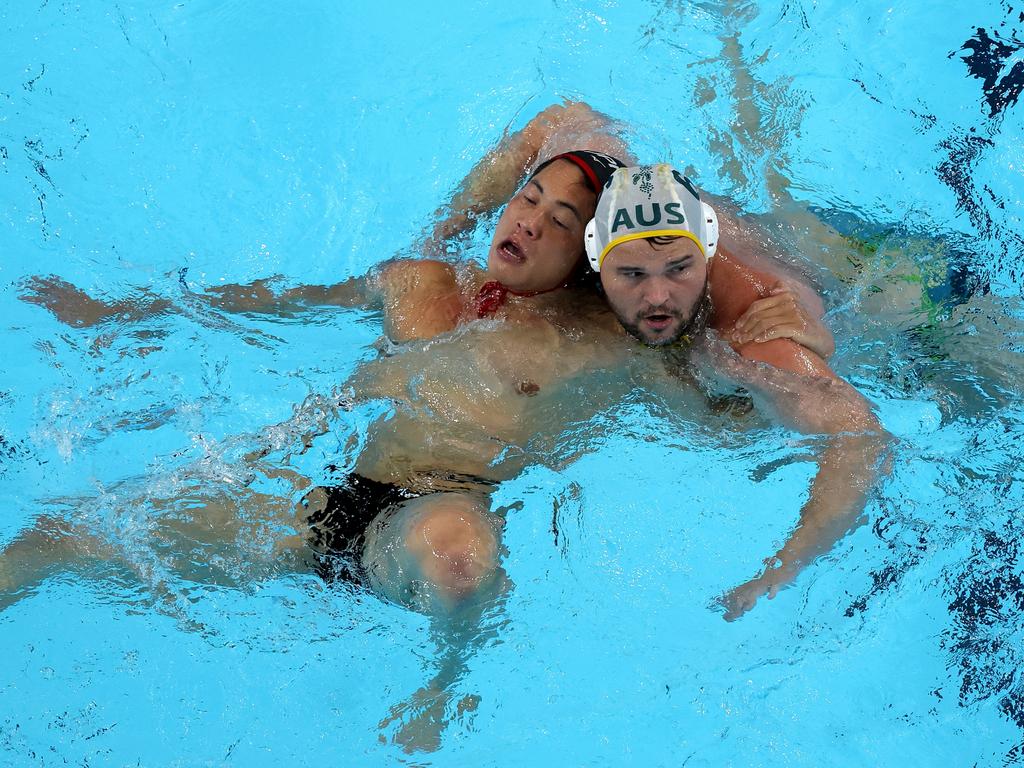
[474,276,578,318]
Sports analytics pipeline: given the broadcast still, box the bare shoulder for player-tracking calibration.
[711,226,826,317]
[378,259,463,342]
[708,251,774,330]
[380,259,457,292]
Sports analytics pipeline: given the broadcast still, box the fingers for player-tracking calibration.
[734,292,801,328]
[734,286,836,358]
[732,315,807,345]
[732,291,810,345]
[737,305,807,332]
[720,578,769,622]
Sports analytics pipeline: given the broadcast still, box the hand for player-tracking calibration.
[20,275,125,327]
[719,559,797,622]
[730,282,835,359]
[378,684,481,754]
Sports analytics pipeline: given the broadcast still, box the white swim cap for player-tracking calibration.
[584,164,719,271]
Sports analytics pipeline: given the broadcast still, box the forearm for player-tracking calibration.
[768,431,888,574]
[754,370,890,553]
[202,272,382,315]
[721,427,889,621]
[19,275,174,328]
[445,127,541,221]
[428,109,554,245]
[715,344,890,619]
[430,101,624,245]
[20,271,381,328]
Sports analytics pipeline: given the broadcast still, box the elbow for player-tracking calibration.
[829,404,894,473]
[817,383,887,440]
[533,100,604,140]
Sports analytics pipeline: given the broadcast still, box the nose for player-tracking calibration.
[642,277,671,307]
[516,209,543,239]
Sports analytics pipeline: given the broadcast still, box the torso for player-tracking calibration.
[352,245,837,491]
[351,260,631,490]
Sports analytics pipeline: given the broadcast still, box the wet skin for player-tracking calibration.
[600,236,709,347]
[348,159,623,611]
[485,160,596,293]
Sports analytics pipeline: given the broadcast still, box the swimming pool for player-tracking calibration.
[2,0,1023,765]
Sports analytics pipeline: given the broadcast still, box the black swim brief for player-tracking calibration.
[303,473,421,585]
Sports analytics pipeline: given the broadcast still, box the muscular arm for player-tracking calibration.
[203,259,465,343]
[19,275,176,328]
[712,338,891,620]
[21,267,389,328]
[427,100,633,248]
[201,272,383,314]
[710,247,836,359]
[209,103,629,309]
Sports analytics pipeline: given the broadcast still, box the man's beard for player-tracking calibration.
[618,280,712,348]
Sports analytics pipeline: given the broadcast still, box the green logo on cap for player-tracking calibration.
[610,203,686,233]
[632,166,655,198]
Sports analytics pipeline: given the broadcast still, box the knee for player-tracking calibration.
[403,494,500,599]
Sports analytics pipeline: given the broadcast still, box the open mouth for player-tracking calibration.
[643,313,676,331]
[497,238,526,264]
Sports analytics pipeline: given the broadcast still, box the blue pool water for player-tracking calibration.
[2,0,1023,765]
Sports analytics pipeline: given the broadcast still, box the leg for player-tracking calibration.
[1,476,307,614]
[363,492,505,616]
[366,493,508,752]
[0,514,118,611]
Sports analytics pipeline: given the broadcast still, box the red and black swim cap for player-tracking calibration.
[528,150,626,194]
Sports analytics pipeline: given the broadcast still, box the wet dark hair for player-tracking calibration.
[566,254,602,292]
[529,150,626,194]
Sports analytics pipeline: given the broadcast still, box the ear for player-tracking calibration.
[701,202,719,259]
[584,218,601,271]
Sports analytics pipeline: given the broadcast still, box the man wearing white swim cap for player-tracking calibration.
[586,164,719,347]
[589,163,834,366]
[588,163,889,619]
